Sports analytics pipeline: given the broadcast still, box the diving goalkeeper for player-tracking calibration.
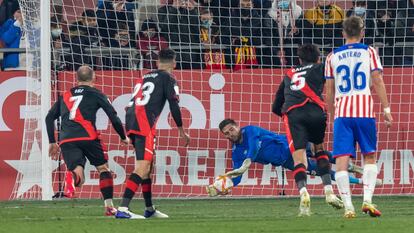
[206,119,379,200]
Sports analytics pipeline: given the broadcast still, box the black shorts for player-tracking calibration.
[60,139,107,170]
[130,134,156,161]
[283,103,327,153]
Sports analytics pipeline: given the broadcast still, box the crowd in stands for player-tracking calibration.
[0,0,413,71]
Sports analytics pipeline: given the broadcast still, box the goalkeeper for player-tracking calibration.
[206,119,377,198]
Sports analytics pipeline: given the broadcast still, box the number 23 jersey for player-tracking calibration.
[325,43,383,118]
[125,70,183,136]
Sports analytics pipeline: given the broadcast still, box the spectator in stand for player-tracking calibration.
[51,17,67,71]
[395,0,414,65]
[0,0,19,26]
[73,10,100,47]
[373,1,407,65]
[158,0,201,69]
[97,0,136,11]
[137,19,168,69]
[264,0,304,66]
[102,23,132,70]
[97,0,135,47]
[375,1,397,46]
[63,9,100,70]
[303,0,344,50]
[195,0,237,29]
[0,7,26,70]
[199,8,228,69]
[226,0,264,69]
[346,0,375,45]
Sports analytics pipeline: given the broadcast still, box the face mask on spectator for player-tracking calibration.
[51,28,62,38]
[145,31,155,38]
[201,19,213,28]
[278,1,290,10]
[354,7,366,16]
[241,9,251,16]
[118,34,129,41]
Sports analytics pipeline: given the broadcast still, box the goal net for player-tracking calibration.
[10,0,414,200]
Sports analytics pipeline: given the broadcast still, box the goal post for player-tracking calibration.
[40,0,52,201]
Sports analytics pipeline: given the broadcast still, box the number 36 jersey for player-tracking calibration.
[45,85,126,145]
[125,70,183,136]
[325,43,383,118]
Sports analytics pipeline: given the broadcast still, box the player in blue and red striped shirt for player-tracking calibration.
[325,16,393,218]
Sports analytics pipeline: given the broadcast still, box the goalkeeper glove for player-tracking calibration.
[206,185,218,197]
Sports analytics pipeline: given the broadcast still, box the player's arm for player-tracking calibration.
[206,158,248,197]
[45,97,61,158]
[326,79,335,119]
[324,53,335,121]
[371,71,393,127]
[225,158,252,178]
[165,77,190,146]
[370,47,393,127]
[272,80,285,117]
[97,93,128,143]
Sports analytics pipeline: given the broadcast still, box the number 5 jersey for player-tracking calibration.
[272,63,326,117]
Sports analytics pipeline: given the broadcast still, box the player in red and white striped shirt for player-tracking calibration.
[325,16,393,218]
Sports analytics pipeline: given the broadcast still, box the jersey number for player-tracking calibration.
[336,62,366,93]
[69,95,83,120]
[132,82,155,106]
[290,71,307,91]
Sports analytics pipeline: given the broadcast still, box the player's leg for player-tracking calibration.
[283,112,310,216]
[95,163,117,216]
[82,139,117,216]
[333,118,356,218]
[136,135,168,218]
[59,142,87,198]
[116,135,148,219]
[308,107,343,209]
[356,118,381,217]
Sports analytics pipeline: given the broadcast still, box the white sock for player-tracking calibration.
[299,187,308,195]
[324,185,333,194]
[104,199,114,207]
[363,164,378,203]
[335,171,354,211]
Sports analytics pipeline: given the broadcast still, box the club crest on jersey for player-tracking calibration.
[143,73,159,79]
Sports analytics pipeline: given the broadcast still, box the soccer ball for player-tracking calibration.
[213,176,233,194]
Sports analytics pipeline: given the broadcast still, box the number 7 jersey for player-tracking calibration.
[325,43,383,118]
[45,85,126,144]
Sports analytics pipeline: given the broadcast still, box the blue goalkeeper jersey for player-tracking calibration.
[231,126,291,186]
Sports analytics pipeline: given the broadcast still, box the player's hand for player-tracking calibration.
[384,112,393,128]
[205,185,218,197]
[49,143,60,160]
[121,137,130,146]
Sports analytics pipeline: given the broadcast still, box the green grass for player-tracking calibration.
[1,196,414,233]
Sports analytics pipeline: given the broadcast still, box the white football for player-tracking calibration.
[213,176,233,193]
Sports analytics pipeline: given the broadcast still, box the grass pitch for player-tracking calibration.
[1,196,413,233]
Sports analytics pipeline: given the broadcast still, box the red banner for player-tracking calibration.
[0,68,413,200]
